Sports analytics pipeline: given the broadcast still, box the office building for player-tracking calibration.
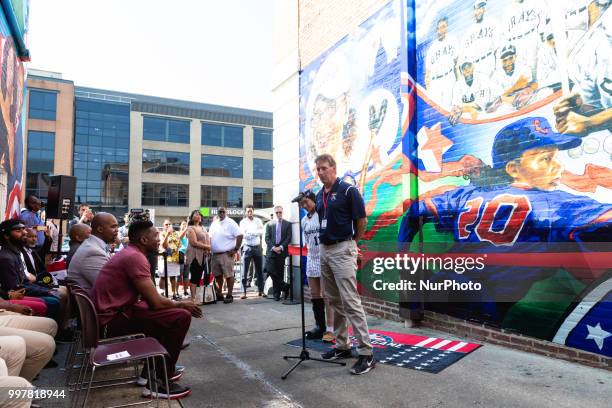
[24,70,273,224]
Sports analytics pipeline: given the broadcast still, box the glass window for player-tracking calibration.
[201,154,242,178]
[73,98,130,217]
[253,188,273,209]
[253,128,272,151]
[168,120,190,144]
[142,149,190,175]
[143,117,165,142]
[142,183,189,207]
[26,131,54,173]
[253,159,273,180]
[28,90,57,120]
[201,123,243,148]
[200,186,243,208]
[143,116,190,144]
[26,131,55,200]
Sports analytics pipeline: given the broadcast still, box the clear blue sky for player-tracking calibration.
[28,0,274,112]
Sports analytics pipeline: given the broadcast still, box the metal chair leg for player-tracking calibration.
[82,365,96,408]
[160,357,171,408]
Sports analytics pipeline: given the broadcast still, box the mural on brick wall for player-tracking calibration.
[299,1,407,259]
[400,0,611,357]
[0,6,26,220]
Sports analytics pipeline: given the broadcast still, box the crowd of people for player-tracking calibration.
[0,152,376,405]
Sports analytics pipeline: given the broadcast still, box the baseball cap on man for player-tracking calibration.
[499,44,516,59]
[0,219,25,234]
[474,0,487,8]
[492,117,582,169]
[302,189,316,202]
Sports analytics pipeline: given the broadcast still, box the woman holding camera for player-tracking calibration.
[160,219,182,299]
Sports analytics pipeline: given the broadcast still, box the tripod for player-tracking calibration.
[281,208,345,380]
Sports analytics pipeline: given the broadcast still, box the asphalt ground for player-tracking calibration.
[36,289,611,408]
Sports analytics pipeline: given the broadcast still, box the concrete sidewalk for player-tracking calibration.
[39,292,611,407]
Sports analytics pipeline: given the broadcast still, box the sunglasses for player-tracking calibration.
[218,210,226,213]
[275,211,282,214]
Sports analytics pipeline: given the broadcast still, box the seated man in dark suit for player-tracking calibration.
[21,228,71,334]
[265,205,292,301]
[0,221,60,321]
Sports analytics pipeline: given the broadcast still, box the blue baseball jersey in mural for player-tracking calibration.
[399,185,612,246]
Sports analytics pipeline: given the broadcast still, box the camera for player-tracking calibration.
[128,208,151,224]
[291,189,315,203]
[291,192,306,203]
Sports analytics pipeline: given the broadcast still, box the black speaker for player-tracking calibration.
[46,175,76,219]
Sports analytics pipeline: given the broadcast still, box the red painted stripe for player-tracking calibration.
[457,343,481,353]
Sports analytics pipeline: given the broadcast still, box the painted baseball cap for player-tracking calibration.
[474,0,487,8]
[492,117,582,169]
[499,44,516,59]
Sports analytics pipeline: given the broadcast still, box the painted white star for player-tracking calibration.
[586,323,611,350]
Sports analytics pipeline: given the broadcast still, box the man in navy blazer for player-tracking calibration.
[265,205,292,300]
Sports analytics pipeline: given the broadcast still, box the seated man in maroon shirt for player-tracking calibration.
[91,220,202,399]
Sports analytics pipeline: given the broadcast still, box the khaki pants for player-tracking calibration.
[0,312,57,381]
[0,337,32,408]
[320,240,372,356]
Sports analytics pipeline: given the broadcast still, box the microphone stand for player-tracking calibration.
[281,207,345,380]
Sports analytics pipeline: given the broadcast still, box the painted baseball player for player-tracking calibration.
[558,0,591,51]
[401,117,611,246]
[460,0,499,78]
[399,117,612,322]
[554,8,612,135]
[490,44,537,111]
[501,0,547,79]
[449,60,495,123]
[536,29,561,89]
[425,17,458,107]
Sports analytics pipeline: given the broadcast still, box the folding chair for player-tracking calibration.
[71,291,171,408]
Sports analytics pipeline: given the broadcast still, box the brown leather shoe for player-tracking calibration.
[322,331,335,343]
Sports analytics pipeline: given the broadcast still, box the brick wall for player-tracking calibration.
[422,310,611,370]
[303,290,610,370]
[298,0,390,68]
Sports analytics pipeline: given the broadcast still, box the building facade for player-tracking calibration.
[24,72,273,224]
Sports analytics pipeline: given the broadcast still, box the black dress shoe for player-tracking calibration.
[274,296,281,301]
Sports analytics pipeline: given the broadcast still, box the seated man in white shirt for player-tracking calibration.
[67,213,118,293]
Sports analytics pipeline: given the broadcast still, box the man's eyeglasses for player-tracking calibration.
[275,211,282,214]
[218,210,226,214]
